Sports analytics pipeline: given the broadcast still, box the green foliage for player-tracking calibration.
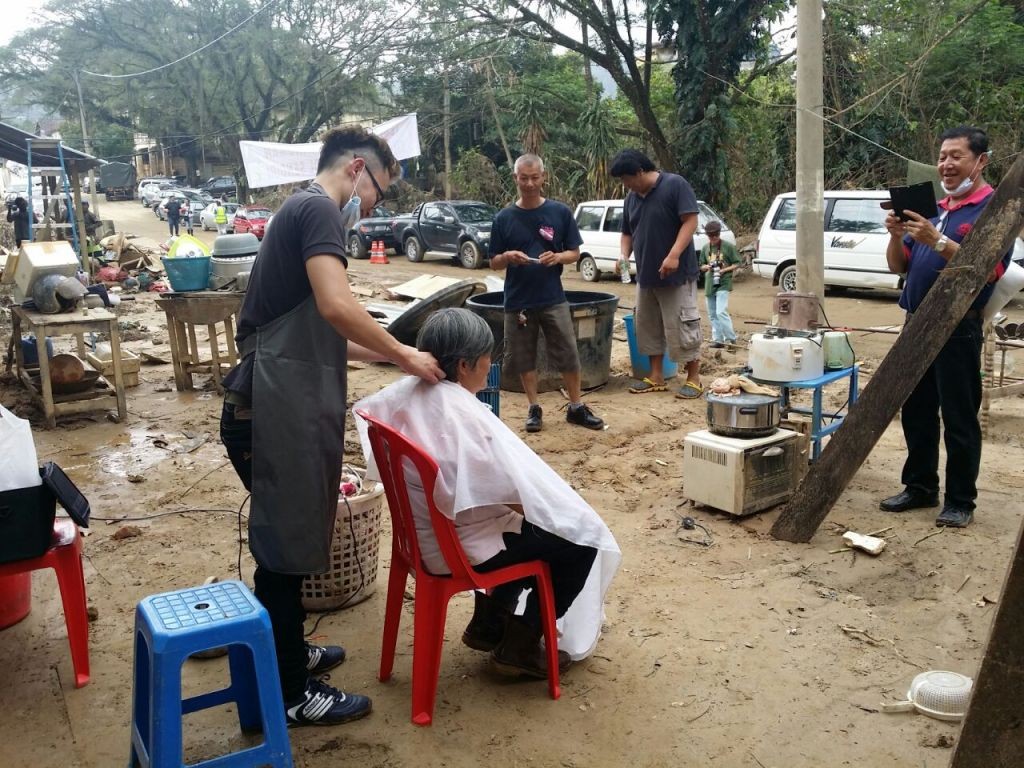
[450,148,512,205]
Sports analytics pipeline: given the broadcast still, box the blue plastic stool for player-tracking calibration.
[129,580,293,768]
[475,362,501,416]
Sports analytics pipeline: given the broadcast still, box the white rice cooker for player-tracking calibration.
[749,332,825,382]
[209,233,259,290]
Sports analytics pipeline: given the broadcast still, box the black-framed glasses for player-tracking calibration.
[355,155,389,208]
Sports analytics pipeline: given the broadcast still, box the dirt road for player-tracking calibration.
[2,200,1022,767]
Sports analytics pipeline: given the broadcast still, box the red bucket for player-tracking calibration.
[0,572,32,629]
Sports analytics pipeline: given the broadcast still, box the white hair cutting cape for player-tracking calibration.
[355,377,620,660]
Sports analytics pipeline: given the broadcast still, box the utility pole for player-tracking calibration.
[442,70,453,199]
[73,70,99,216]
[795,0,825,306]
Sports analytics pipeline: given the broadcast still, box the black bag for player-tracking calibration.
[0,463,89,565]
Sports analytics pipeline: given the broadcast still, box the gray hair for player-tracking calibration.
[514,154,545,174]
[416,308,495,383]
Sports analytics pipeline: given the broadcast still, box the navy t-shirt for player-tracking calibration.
[899,185,1010,313]
[223,184,349,395]
[488,199,583,311]
[621,172,699,288]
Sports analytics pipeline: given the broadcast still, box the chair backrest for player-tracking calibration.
[356,410,479,582]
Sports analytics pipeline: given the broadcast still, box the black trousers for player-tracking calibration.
[475,521,597,631]
[221,402,308,702]
[900,316,983,510]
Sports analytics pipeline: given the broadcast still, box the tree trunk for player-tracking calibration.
[770,154,1024,543]
[950,515,1024,766]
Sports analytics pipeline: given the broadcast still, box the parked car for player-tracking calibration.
[137,176,172,202]
[394,200,498,269]
[347,206,400,259]
[200,176,237,199]
[233,206,272,239]
[755,190,1024,292]
[573,199,736,282]
[141,182,179,208]
[199,201,240,232]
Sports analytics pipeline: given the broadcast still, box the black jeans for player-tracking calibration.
[475,521,597,631]
[221,402,308,702]
[168,214,180,236]
[900,316,983,510]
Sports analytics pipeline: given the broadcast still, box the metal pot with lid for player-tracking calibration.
[706,392,781,438]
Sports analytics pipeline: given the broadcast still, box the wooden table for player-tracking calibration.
[156,293,243,393]
[11,306,128,428]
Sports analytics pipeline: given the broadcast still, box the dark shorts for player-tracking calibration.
[503,302,580,376]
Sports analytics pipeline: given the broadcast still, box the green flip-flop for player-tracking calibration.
[629,377,668,394]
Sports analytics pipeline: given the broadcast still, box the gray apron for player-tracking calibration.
[243,294,347,575]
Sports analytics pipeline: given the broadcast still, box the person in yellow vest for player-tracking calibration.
[215,199,228,235]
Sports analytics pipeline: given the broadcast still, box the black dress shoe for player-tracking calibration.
[525,404,543,433]
[935,505,973,528]
[879,489,939,513]
[567,403,604,430]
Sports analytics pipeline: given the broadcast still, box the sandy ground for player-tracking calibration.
[1,200,1023,768]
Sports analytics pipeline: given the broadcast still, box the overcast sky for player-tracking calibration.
[1,0,49,46]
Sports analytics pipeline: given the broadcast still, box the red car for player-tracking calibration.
[233,206,272,239]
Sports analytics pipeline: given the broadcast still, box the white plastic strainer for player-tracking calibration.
[881,671,973,721]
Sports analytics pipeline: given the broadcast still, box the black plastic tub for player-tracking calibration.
[466,291,619,393]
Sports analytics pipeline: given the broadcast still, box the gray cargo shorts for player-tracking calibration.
[635,281,702,364]
[503,302,581,376]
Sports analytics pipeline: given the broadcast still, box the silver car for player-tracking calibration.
[200,201,240,231]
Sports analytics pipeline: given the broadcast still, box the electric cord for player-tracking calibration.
[236,493,250,580]
[676,515,714,547]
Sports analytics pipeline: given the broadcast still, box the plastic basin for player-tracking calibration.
[466,291,619,393]
[161,256,211,292]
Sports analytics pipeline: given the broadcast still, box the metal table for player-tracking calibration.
[754,366,860,460]
[11,306,128,428]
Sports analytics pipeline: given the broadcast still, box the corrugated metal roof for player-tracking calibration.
[0,121,101,170]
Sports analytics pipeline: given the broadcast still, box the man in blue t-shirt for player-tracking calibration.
[880,125,1011,529]
[610,149,703,399]
[489,154,604,433]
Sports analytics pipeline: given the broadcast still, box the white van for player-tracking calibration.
[753,190,903,292]
[574,199,736,282]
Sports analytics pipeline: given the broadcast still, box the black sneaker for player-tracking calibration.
[567,403,604,430]
[306,642,346,674]
[285,676,371,727]
[525,404,543,433]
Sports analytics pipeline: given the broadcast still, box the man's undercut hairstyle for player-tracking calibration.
[939,125,989,157]
[514,154,545,174]
[416,308,495,383]
[609,149,657,177]
[317,126,400,177]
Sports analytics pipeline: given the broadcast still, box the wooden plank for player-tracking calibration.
[950,516,1024,767]
[771,155,1024,543]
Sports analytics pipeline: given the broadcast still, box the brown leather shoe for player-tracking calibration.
[490,615,571,679]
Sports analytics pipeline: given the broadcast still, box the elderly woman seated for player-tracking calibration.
[356,308,619,678]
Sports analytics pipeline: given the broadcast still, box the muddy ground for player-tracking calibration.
[1,200,1022,768]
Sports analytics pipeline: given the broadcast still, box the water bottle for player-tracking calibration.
[619,256,631,283]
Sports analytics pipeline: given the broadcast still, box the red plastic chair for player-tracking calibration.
[0,518,90,688]
[358,410,561,726]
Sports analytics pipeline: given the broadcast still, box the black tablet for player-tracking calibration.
[888,182,939,221]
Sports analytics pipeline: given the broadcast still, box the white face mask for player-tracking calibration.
[338,166,365,230]
[940,153,985,197]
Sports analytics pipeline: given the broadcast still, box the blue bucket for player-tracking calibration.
[21,337,54,367]
[161,256,211,292]
[623,314,678,380]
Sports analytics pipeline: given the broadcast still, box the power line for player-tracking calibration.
[81,0,281,80]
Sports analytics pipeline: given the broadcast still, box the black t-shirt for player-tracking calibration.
[488,199,582,311]
[223,184,349,395]
[621,172,699,287]
[165,199,181,218]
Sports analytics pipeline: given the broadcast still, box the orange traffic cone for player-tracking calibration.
[370,240,389,264]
